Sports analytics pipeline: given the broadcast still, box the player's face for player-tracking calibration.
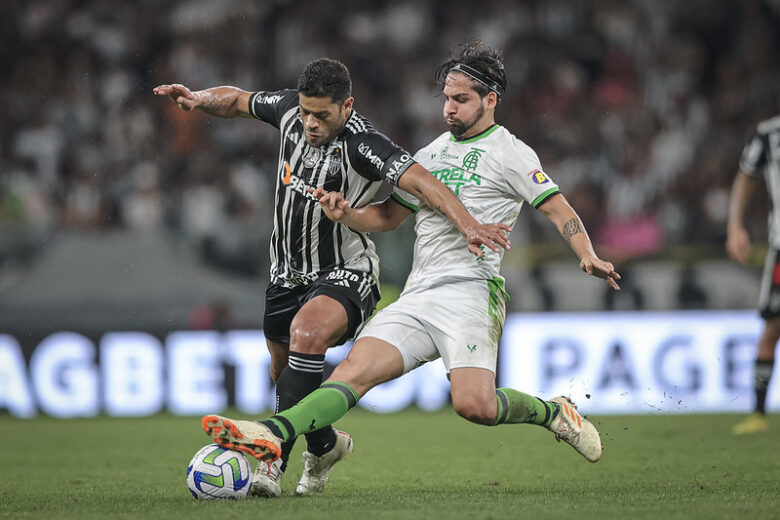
[442,72,495,138]
[298,94,354,147]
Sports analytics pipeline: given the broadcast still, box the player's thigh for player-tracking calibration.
[290,294,350,352]
[263,282,304,344]
[422,279,506,374]
[329,336,406,397]
[292,269,380,351]
[358,296,440,374]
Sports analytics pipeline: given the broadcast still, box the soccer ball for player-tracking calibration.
[186,443,252,499]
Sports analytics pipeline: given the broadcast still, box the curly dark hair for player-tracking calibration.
[297,58,352,103]
[435,40,507,99]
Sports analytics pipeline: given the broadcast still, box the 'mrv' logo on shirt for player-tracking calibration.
[358,142,385,170]
[258,94,284,104]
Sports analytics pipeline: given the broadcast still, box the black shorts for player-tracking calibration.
[263,268,380,345]
[759,247,780,319]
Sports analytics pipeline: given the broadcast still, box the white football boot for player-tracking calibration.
[295,430,354,495]
[201,414,283,462]
[548,397,603,463]
[250,458,283,498]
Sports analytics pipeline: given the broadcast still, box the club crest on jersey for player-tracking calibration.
[528,169,549,184]
[462,147,485,172]
[302,147,323,169]
[281,162,317,200]
[326,148,342,176]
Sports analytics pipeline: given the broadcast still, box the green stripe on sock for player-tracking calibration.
[494,389,509,425]
[495,388,554,427]
[320,381,360,408]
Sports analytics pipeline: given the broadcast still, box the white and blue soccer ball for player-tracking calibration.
[186,443,252,499]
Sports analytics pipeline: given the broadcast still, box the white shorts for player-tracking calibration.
[357,278,507,374]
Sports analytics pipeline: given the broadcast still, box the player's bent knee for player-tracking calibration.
[453,398,496,425]
[289,325,329,354]
[330,360,374,397]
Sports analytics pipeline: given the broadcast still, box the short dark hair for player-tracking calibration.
[435,40,507,100]
[297,58,352,103]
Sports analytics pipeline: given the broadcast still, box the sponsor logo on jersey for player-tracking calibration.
[429,167,481,196]
[358,142,385,170]
[257,94,284,104]
[277,271,320,287]
[386,153,413,184]
[302,147,323,169]
[462,147,485,172]
[281,162,317,200]
[528,168,549,184]
[326,269,361,283]
[440,147,459,161]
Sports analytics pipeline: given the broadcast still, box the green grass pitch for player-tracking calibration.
[0,409,777,519]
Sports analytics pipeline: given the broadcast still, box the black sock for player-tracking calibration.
[274,352,336,470]
[755,359,774,414]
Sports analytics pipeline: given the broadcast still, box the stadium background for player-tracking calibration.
[1,0,780,418]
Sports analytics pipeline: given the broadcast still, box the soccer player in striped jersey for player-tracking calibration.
[155,58,510,496]
[727,112,780,435]
[202,42,620,474]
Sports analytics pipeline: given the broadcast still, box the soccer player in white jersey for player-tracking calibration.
[155,58,509,497]
[727,112,780,435]
[203,42,621,476]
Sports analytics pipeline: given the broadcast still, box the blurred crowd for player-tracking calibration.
[1,0,779,279]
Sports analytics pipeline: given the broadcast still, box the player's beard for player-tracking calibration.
[447,103,485,138]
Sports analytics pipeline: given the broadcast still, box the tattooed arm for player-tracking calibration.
[398,163,512,257]
[153,84,253,118]
[538,194,621,290]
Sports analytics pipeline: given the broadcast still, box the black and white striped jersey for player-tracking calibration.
[740,114,780,247]
[248,89,416,287]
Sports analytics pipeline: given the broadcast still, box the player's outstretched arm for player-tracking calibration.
[153,84,253,118]
[310,187,412,232]
[397,164,511,257]
[538,193,621,290]
[726,171,757,264]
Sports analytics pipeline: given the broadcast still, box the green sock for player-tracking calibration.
[494,388,558,427]
[261,381,359,441]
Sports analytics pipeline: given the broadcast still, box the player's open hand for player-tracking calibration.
[726,226,751,264]
[580,255,621,290]
[466,223,512,258]
[153,84,199,111]
[310,187,351,222]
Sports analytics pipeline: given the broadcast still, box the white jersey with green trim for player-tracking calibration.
[393,124,559,294]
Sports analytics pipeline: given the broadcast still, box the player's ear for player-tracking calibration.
[485,91,498,110]
[342,97,354,112]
